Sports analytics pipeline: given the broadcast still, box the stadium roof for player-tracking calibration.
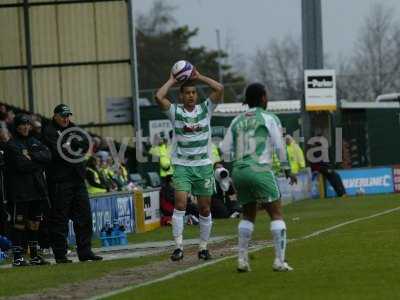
[214,100,301,116]
[213,100,400,116]
[341,100,400,109]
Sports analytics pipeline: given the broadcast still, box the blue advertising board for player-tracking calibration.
[311,172,321,199]
[277,168,312,204]
[91,194,135,234]
[291,169,312,201]
[326,167,394,197]
[68,192,135,244]
[277,177,293,204]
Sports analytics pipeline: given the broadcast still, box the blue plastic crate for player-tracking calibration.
[0,250,7,262]
[99,232,128,247]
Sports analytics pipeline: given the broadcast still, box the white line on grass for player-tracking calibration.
[89,206,400,300]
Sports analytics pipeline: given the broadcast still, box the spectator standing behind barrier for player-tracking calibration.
[285,135,305,175]
[5,114,51,266]
[86,156,108,195]
[98,155,118,192]
[111,161,129,191]
[310,134,347,197]
[149,132,174,181]
[42,104,102,263]
[272,135,305,176]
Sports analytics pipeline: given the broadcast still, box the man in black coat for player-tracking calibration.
[5,114,51,266]
[42,104,102,263]
[309,135,347,197]
[0,127,9,236]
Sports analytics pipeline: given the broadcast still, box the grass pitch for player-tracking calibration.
[1,194,400,299]
[107,195,400,300]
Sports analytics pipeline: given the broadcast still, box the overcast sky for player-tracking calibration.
[132,0,400,65]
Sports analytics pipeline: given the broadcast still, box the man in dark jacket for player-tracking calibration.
[0,125,9,236]
[5,114,51,266]
[42,104,102,263]
[310,136,347,197]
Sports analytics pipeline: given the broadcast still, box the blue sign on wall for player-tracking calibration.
[277,177,293,203]
[291,170,312,201]
[68,192,135,244]
[91,194,135,234]
[311,172,321,199]
[277,169,312,204]
[326,167,394,197]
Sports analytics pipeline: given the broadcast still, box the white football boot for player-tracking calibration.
[272,258,293,272]
[237,255,251,272]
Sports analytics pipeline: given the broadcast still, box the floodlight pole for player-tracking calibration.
[216,29,223,85]
[23,0,34,112]
[301,0,324,150]
[127,0,143,167]
[302,0,324,70]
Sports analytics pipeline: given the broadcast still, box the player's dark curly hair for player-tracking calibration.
[180,80,196,93]
[244,83,267,108]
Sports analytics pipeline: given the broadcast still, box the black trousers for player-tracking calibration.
[38,203,50,249]
[48,180,93,259]
[320,168,346,197]
[9,200,43,249]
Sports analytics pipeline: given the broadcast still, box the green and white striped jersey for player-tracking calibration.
[220,107,289,170]
[164,98,216,166]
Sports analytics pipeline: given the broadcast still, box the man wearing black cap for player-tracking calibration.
[42,104,102,263]
[5,114,51,266]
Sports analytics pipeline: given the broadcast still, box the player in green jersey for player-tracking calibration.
[220,83,297,272]
[155,68,223,261]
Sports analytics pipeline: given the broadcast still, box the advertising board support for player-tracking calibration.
[134,188,161,233]
[133,190,145,233]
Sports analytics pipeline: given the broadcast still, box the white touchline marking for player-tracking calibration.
[89,206,400,300]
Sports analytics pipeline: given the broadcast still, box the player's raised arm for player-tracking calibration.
[155,72,176,111]
[191,69,224,103]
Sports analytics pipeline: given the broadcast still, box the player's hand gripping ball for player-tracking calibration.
[171,60,194,82]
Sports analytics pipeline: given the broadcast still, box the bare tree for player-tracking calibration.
[134,0,243,97]
[223,29,247,78]
[342,3,400,102]
[335,55,361,101]
[137,1,177,36]
[251,36,303,100]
